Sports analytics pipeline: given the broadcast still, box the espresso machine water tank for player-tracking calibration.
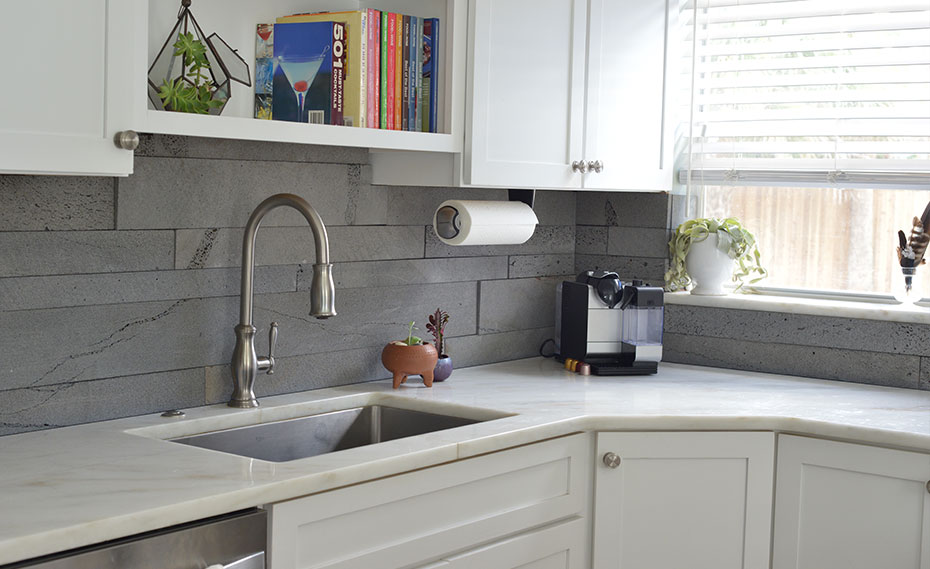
[619,281,664,365]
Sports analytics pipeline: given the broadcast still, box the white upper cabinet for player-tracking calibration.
[462,0,675,191]
[583,0,675,191]
[0,0,136,176]
[465,0,588,189]
[1,0,466,176]
[773,435,930,569]
[5,0,671,181]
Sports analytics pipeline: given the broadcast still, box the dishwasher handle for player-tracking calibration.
[206,551,265,569]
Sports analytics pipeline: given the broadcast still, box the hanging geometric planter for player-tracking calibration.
[148,0,251,115]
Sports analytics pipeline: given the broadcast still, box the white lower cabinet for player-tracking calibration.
[772,435,930,569]
[440,517,586,569]
[267,433,592,569]
[591,432,775,569]
[267,430,930,569]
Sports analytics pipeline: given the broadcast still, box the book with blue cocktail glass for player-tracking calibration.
[272,21,345,125]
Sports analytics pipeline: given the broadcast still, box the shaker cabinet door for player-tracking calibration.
[0,0,135,176]
[582,0,676,192]
[773,435,930,569]
[464,0,587,188]
[592,431,775,569]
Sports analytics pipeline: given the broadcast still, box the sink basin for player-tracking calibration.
[170,405,492,462]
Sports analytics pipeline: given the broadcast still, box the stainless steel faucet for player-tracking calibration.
[229,194,336,408]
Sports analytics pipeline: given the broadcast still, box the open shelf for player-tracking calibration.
[141,109,459,151]
[133,0,464,152]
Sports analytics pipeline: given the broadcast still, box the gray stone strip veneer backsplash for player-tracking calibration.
[578,191,930,392]
[664,305,929,390]
[574,192,672,288]
[0,135,573,436]
[1,141,927,436]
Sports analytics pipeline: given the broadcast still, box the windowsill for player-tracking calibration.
[664,291,930,324]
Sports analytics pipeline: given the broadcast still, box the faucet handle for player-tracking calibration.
[266,322,278,375]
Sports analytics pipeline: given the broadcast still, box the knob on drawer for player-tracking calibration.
[926,480,930,494]
[571,160,588,173]
[602,452,621,469]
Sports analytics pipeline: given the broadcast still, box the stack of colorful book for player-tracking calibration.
[254,9,440,133]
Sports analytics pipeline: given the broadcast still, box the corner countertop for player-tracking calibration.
[1,358,929,565]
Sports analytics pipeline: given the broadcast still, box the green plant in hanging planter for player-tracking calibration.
[664,217,767,292]
[157,32,225,114]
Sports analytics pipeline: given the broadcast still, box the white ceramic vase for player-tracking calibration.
[685,234,734,296]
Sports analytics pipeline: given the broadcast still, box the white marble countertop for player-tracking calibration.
[1,358,929,565]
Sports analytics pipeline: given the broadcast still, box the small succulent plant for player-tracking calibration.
[403,321,422,346]
[426,308,450,355]
[157,32,226,114]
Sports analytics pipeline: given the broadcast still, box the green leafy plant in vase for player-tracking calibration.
[157,32,226,114]
[426,309,453,382]
[381,321,438,389]
[665,217,767,295]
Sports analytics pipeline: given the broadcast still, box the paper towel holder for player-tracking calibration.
[434,190,537,241]
[434,205,459,240]
[508,189,536,208]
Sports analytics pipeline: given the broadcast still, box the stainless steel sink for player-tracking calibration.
[170,405,489,462]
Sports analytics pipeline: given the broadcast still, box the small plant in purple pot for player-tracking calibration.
[426,308,453,381]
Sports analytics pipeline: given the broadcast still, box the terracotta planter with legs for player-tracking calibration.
[381,341,439,388]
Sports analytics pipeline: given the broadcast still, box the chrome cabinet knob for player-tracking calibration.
[587,160,604,173]
[926,480,930,494]
[602,452,621,469]
[113,130,139,151]
[571,160,588,173]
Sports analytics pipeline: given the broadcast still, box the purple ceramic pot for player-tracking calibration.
[433,355,453,382]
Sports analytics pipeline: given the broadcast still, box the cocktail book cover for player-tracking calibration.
[276,10,369,128]
[272,21,345,125]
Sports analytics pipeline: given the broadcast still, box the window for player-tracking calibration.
[703,186,930,298]
[680,0,930,299]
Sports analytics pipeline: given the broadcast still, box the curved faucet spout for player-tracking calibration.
[239,193,335,326]
[230,193,336,408]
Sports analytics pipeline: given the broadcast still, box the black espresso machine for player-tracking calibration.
[555,271,664,375]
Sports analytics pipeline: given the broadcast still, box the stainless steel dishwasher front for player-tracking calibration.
[4,508,267,569]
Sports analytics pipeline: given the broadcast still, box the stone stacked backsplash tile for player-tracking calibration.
[663,304,930,391]
[574,192,671,286]
[577,191,930,392]
[0,135,573,435]
[2,145,926,436]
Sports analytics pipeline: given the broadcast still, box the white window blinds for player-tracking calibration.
[680,0,930,189]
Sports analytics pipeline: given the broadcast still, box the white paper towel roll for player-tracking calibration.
[433,200,539,246]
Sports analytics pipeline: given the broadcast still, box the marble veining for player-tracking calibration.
[1,358,929,565]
